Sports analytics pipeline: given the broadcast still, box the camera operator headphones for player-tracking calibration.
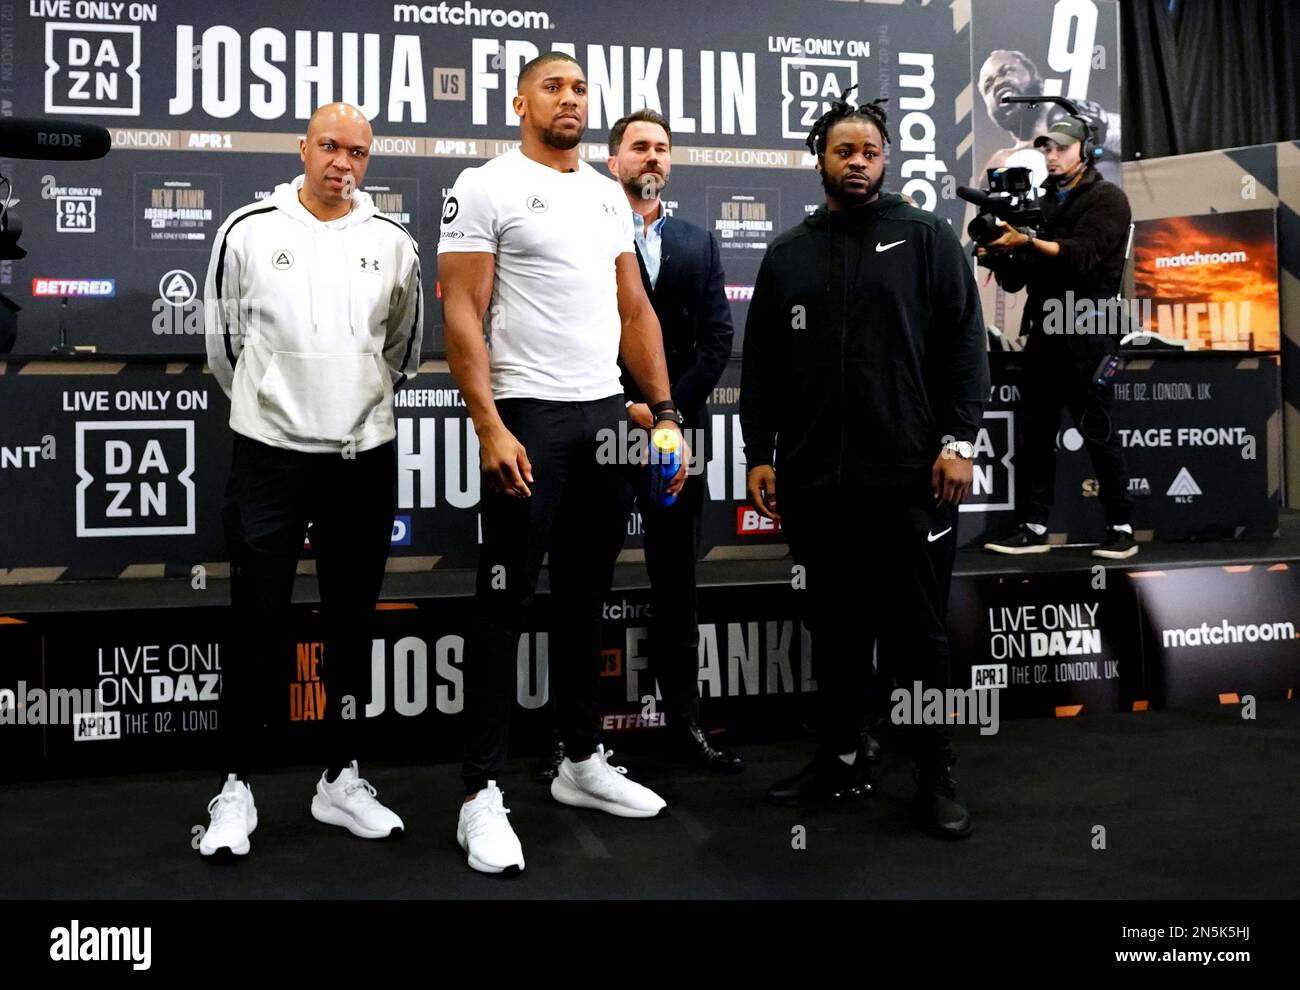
[1034,114,1103,170]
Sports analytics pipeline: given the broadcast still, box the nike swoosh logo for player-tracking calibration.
[876,239,905,253]
[927,527,953,543]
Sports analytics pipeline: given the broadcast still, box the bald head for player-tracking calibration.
[298,102,373,220]
[306,102,373,142]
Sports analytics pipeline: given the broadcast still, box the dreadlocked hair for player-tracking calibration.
[805,86,891,157]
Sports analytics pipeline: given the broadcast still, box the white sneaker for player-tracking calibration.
[310,761,405,839]
[550,744,667,818]
[199,774,257,857]
[457,781,525,875]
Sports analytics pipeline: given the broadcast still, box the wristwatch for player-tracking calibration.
[942,440,974,460]
[651,401,683,427]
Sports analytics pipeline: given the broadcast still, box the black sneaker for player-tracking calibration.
[1092,527,1138,559]
[766,750,874,807]
[983,523,1050,555]
[911,766,972,840]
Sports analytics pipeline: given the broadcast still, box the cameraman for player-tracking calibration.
[979,116,1137,559]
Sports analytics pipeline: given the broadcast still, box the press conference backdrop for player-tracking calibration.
[0,0,1121,355]
[0,354,1280,579]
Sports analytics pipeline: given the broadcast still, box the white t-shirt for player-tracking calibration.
[438,149,635,401]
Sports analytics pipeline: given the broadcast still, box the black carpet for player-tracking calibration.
[2,703,1296,900]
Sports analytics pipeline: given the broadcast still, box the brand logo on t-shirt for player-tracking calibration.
[359,257,380,273]
[271,250,294,270]
[441,196,459,224]
[601,203,617,215]
[526,195,549,214]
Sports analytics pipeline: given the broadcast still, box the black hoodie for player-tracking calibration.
[740,193,989,492]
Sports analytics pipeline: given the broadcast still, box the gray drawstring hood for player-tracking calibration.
[270,174,378,337]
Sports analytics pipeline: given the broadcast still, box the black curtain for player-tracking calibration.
[1122,0,1300,159]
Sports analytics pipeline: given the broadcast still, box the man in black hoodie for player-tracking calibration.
[740,92,989,839]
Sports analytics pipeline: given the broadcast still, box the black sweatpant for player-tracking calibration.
[461,395,631,794]
[634,464,705,726]
[219,433,396,784]
[779,478,956,770]
[1017,332,1132,527]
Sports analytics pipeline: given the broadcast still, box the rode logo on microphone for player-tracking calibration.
[737,506,781,535]
[44,23,142,117]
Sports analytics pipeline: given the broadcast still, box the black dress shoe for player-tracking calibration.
[911,766,972,840]
[673,722,745,773]
[766,752,873,807]
[533,740,564,783]
[859,729,882,766]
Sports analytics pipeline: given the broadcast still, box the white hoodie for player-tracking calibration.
[204,175,423,453]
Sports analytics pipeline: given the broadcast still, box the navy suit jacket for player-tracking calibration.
[619,213,734,429]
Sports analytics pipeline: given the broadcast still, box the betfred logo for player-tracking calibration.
[737,506,781,534]
[32,278,115,297]
[601,711,667,732]
[724,285,755,301]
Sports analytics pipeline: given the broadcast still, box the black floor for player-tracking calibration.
[3,703,1296,899]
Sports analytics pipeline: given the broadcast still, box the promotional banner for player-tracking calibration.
[968,0,1122,342]
[1130,209,1281,351]
[1134,564,1300,710]
[9,563,1295,779]
[956,352,1282,547]
[2,0,973,357]
[0,351,1280,577]
[945,567,1143,718]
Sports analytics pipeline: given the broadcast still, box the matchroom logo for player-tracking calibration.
[44,23,141,116]
[75,421,196,537]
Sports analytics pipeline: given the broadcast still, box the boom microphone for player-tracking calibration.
[0,118,112,161]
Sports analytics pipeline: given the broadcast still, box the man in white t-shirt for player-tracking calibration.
[439,52,686,875]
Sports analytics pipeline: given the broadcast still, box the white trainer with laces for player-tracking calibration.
[199,774,257,857]
[457,781,525,875]
[310,761,404,839]
[550,744,667,818]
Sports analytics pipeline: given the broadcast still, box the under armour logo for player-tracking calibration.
[359,257,379,272]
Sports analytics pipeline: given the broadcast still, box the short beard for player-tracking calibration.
[621,170,666,202]
[541,126,583,150]
[821,164,886,205]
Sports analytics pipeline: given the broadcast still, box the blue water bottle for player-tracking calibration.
[647,428,682,508]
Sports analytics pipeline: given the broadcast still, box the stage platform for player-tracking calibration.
[2,510,1298,615]
[2,511,1295,784]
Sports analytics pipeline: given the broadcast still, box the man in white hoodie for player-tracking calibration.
[199,102,422,859]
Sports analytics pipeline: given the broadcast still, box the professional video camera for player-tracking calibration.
[957,165,1044,249]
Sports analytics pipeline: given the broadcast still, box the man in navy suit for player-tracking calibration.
[609,109,743,772]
